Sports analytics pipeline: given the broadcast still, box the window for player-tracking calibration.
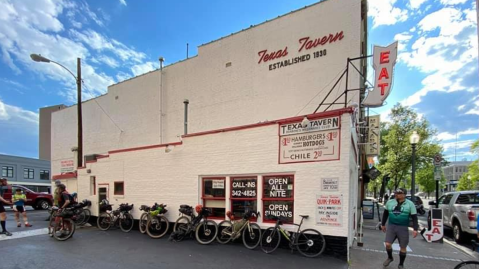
[442,194,453,205]
[114,181,124,195]
[231,177,257,220]
[2,166,13,178]
[23,168,34,179]
[40,170,50,180]
[263,175,294,223]
[202,178,226,219]
[456,194,479,204]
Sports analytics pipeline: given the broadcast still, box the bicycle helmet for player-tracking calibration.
[195,204,203,214]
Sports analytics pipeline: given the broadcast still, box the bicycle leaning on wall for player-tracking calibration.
[216,210,262,249]
[171,204,218,244]
[97,200,134,232]
[260,215,326,258]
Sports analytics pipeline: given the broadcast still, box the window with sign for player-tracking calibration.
[263,175,294,223]
[231,177,257,220]
[202,178,225,219]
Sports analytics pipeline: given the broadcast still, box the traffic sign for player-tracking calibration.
[434,166,442,181]
[434,154,442,166]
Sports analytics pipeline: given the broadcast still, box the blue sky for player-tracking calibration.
[0,0,477,161]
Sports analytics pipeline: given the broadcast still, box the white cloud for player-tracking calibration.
[119,0,127,6]
[440,0,469,5]
[98,55,119,68]
[442,139,475,151]
[399,6,477,107]
[116,71,132,82]
[131,61,158,77]
[368,0,408,28]
[394,32,413,51]
[458,104,466,111]
[409,0,429,9]
[0,98,38,130]
[436,128,479,141]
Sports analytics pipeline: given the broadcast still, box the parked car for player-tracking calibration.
[2,185,53,210]
[429,191,479,243]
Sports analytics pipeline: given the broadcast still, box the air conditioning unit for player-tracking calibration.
[84,154,98,163]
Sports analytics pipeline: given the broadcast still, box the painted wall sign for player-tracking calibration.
[366,115,380,156]
[280,116,339,136]
[212,180,224,189]
[231,178,257,198]
[263,201,294,222]
[363,41,398,107]
[257,31,345,71]
[60,159,74,173]
[263,176,294,198]
[316,194,343,227]
[321,177,339,191]
[280,129,340,163]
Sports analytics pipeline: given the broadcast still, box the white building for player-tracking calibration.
[443,161,473,191]
[49,0,367,259]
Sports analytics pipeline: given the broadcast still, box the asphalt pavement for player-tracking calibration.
[0,221,347,269]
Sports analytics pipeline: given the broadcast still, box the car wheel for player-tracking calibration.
[453,221,465,243]
[35,200,50,210]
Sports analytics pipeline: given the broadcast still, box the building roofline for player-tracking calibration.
[0,154,50,163]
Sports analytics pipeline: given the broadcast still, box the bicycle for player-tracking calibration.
[139,204,151,234]
[216,210,262,249]
[172,204,218,244]
[260,215,326,257]
[97,202,134,232]
[145,203,169,239]
[71,199,92,226]
[48,206,76,241]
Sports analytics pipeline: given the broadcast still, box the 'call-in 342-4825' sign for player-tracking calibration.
[279,116,340,164]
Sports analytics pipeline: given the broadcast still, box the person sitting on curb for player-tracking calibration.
[12,188,32,227]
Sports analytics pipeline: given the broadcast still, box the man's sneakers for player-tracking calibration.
[398,265,404,269]
[17,223,21,227]
[0,231,12,236]
[25,223,32,227]
[383,258,394,267]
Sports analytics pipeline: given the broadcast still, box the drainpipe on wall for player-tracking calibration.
[159,57,164,144]
[184,99,189,135]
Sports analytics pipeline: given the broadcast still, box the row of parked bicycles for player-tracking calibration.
[93,200,326,257]
[47,199,92,241]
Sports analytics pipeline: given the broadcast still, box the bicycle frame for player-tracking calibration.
[274,216,306,244]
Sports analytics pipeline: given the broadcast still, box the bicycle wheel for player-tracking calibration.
[455,261,479,269]
[146,215,169,238]
[242,223,261,250]
[97,212,112,231]
[195,220,218,245]
[74,210,86,225]
[120,213,135,233]
[82,209,91,225]
[216,220,233,244]
[173,216,190,241]
[53,218,76,241]
[261,227,281,254]
[139,213,149,234]
[296,229,326,257]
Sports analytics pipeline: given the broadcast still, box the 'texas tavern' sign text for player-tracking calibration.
[257,31,344,71]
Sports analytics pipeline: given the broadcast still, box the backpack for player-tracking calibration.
[60,191,74,205]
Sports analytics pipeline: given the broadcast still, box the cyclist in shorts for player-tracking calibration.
[12,188,32,227]
[0,178,13,236]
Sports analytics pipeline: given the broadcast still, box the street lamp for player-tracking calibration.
[409,131,420,204]
[30,54,83,168]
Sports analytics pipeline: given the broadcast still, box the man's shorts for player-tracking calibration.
[0,203,5,213]
[385,223,409,248]
[15,205,25,213]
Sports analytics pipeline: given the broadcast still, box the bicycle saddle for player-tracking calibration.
[299,215,309,219]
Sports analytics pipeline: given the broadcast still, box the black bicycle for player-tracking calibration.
[97,201,134,232]
[216,210,262,249]
[172,204,218,244]
[260,215,326,257]
[453,241,479,268]
[71,199,92,226]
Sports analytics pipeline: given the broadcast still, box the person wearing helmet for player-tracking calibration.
[381,188,418,269]
[12,188,32,227]
[45,180,63,221]
[0,178,13,236]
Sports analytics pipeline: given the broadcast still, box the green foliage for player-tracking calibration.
[456,140,479,190]
[416,163,446,195]
[378,104,443,191]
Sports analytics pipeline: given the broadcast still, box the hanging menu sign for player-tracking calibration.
[263,175,294,223]
[316,193,343,227]
[231,178,257,198]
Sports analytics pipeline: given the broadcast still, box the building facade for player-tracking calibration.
[0,154,51,193]
[443,161,473,191]
[39,104,66,161]
[50,0,367,259]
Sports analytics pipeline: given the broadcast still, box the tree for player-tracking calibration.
[456,139,479,190]
[416,163,446,198]
[378,104,443,192]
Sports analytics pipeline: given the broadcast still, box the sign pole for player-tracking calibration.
[434,154,442,209]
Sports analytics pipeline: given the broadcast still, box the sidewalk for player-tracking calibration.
[350,211,478,269]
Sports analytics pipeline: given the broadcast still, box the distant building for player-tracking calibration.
[0,154,51,193]
[443,161,472,191]
[39,104,66,161]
